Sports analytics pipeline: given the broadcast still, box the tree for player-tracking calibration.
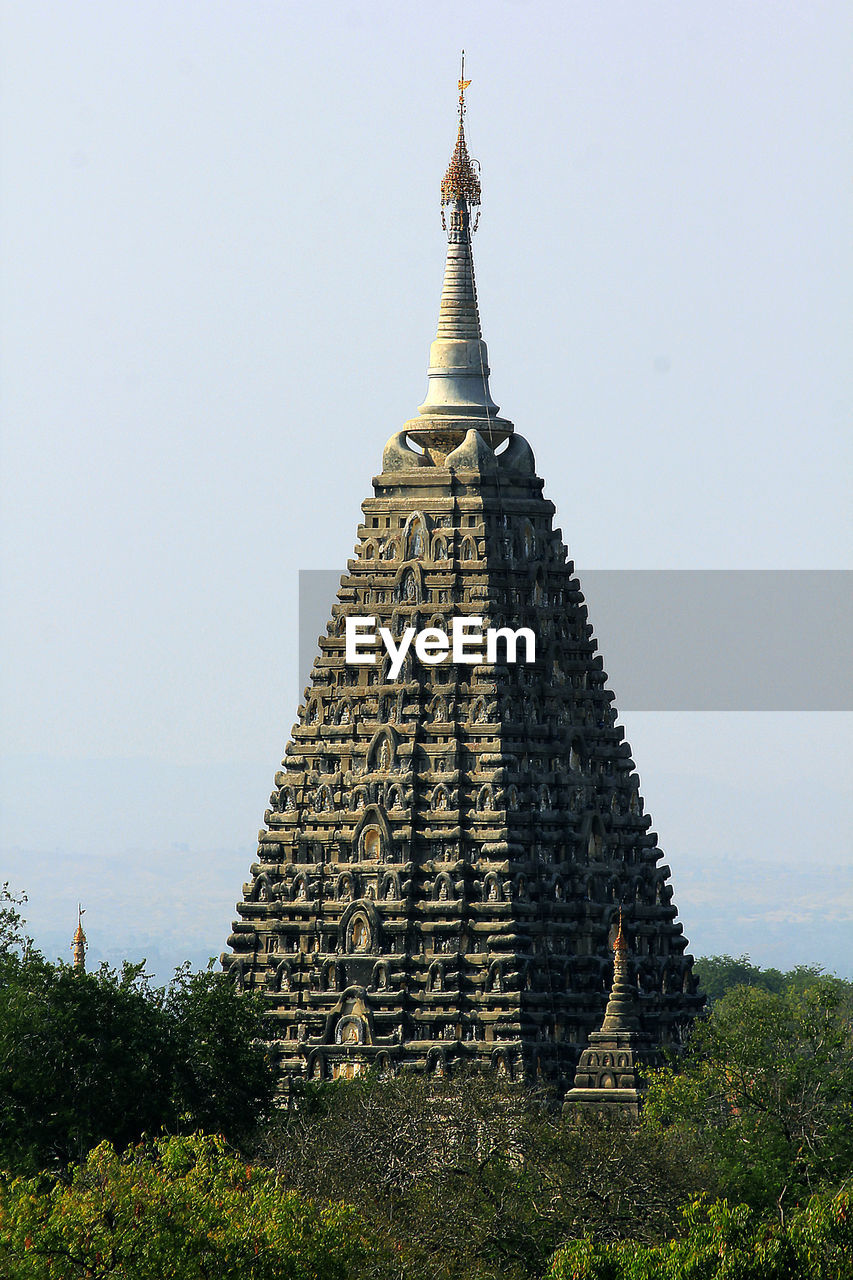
[164,962,277,1146]
[0,953,173,1174]
[0,1133,367,1280]
[0,951,277,1176]
[262,1069,712,1280]
[545,1190,853,1280]
[692,954,849,1004]
[0,884,29,961]
[643,979,853,1215]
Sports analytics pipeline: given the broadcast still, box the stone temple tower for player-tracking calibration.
[222,74,703,1090]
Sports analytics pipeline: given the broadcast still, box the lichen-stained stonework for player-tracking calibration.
[222,84,703,1091]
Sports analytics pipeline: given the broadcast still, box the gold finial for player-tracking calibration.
[613,908,627,955]
[71,904,87,972]
[458,50,471,117]
[441,53,481,208]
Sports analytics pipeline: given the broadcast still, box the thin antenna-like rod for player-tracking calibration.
[458,50,471,118]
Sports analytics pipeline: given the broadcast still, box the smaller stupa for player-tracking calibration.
[71,905,87,972]
[564,911,662,1116]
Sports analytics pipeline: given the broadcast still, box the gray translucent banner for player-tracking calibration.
[298,570,852,711]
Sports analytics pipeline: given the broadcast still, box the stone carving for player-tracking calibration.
[222,82,702,1093]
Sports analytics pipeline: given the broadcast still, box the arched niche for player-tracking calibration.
[431,784,452,811]
[367,726,398,772]
[483,873,503,902]
[353,804,392,862]
[431,535,447,562]
[375,1050,394,1077]
[335,1014,368,1045]
[491,1049,512,1079]
[429,694,449,723]
[426,1047,447,1076]
[334,698,353,726]
[362,828,381,860]
[339,902,381,956]
[380,871,401,901]
[394,562,424,604]
[521,520,535,557]
[251,873,273,903]
[350,916,370,952]
[433,873,455,902]
[351,787,368,812]
[401,511,429,560]
[315,785,334,813]
[336,871,356,901]
[306,1051,326,1081]
[384,782,405,811]
[319,988,375,1048]
[471,697,487,724]
[476,784,494,811]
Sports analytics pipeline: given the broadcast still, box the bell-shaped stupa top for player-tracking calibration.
[405,56,513,456]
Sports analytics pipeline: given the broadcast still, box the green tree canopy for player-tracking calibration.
[0,951,277,1176]
[263,1069,712,1280]
[546,1190,853,1280]
[0,884,29,961]
[644,979,853,1215]
[0,1133,366,1280]
[692,954,850,1004]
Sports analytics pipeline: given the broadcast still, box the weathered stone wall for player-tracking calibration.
[223,440,703,1090]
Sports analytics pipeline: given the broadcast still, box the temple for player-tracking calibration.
[222,68,703,1094]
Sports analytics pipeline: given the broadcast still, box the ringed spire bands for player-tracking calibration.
[406,66,513,458]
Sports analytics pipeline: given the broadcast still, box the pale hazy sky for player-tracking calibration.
[1,1,851,978]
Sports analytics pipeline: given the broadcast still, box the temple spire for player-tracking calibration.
[599,910,641,1033]
[71,904,87,972]
[405,57,513,458]
[563,911,663,1116]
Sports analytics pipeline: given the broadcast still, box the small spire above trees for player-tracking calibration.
[71,904,87,972]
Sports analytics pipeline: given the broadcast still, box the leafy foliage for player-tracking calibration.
[644,980,853,1214]
[0,951,276,1176]
[3,900,852,1280]
[0,1133,366,1280]
[546,1189,853,1280]
[163,961,278,1144]
[262,1069,712,1280]
[0,884,29,961]
[693,954,852,1005]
